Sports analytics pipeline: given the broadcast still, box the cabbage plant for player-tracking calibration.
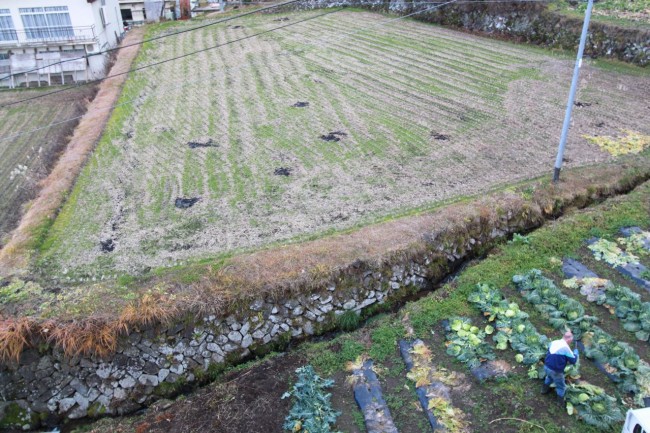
[445,316,495,369]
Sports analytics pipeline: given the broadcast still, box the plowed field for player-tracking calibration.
[35,10,650,281]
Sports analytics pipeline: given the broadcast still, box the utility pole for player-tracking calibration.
[553,0,594,183]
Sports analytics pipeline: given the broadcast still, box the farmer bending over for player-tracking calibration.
[541,330,579,404]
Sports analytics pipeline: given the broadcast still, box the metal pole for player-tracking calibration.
[553,0,594,183]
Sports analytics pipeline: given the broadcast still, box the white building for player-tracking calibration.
[0,0,125,88]
[119,0,177,26]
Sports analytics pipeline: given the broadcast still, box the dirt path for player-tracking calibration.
[0,28,145,273]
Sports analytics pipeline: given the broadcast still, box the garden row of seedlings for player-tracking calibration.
[587,228,650,292]
[282,347,470,432]
[445,282,622,429]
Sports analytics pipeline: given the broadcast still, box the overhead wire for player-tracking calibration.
[0,9,339,109]
[0,0,305,83]
[0,0,551,107]
[0,0,552,141]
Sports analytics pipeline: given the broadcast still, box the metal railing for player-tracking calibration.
[0,25,97,46]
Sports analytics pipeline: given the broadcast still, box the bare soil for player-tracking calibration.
[69,353,305,433]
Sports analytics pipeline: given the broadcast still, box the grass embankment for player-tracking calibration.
[76,173,650,433]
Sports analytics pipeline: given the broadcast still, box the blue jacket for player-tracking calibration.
[544,339,578,373]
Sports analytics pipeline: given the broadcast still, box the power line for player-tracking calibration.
[4,0,548,141]
[0,0,550,85]
[0,9,339,109]
[0,0,305,83]
[0,0,548,108]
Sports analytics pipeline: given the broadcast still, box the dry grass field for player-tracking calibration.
[0,87,95,245]
[30,10,649,282]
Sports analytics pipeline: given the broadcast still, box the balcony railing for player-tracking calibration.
[0,25,97,46]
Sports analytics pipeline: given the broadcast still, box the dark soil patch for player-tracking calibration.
[595,121,606,127]
[274,167,292,176]
[430,132,449,140]
[175,197,200,209]
[320,131,347,142]
[100,239,115,252]
[188,139,217,149]
[124,354,304,433]
[329,371,364,433]
[274,17,290,22]
[292,101,309,108]
[229,25,244,29]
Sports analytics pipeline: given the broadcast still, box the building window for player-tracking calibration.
[0,9,17,42]
[19,6,73,40]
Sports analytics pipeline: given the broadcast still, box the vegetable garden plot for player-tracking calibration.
[513,270,650,406]
[467,282,624,429]
[588,238,650,292]
[562,260,650,342]
[31,10,650,282]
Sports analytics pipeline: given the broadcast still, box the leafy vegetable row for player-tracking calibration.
[282,365,340,433]
[588,238,642,268]
[404,340,468,432]
[564,277,650,342]
[466,282,622,429]
[444,316,495,369]
[468,282,549,365]
[513,270,650,405]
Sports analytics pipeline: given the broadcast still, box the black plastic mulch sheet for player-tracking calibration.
[351,360,399,433]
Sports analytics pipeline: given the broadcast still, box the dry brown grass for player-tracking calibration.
[0,28,145,273]
[47,319,119,358]
[0,317,37,362]
[118,290,178,333]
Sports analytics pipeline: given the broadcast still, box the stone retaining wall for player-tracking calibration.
[2,264,432,430]
[276,0,649,65]
[3,170,650,429]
